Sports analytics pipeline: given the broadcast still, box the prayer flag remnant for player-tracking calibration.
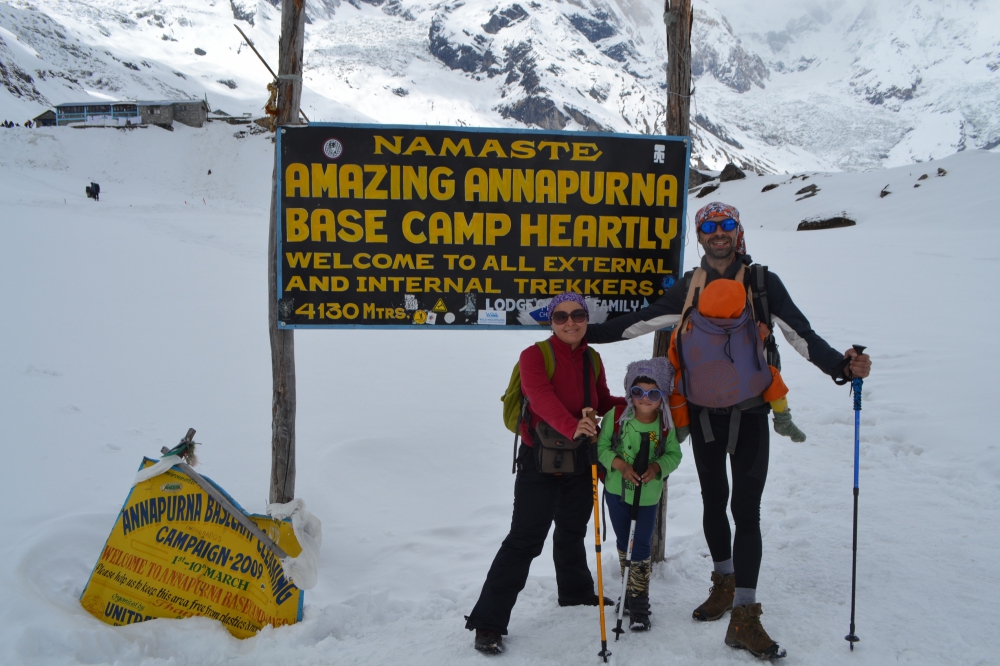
[80,458,304,639]
[276,124,690,328]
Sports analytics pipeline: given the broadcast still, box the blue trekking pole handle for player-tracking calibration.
[851,345,865,489]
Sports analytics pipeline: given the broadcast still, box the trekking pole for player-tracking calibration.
[845,345,866,651]
[588,439,612,663]
[612,433,650,641]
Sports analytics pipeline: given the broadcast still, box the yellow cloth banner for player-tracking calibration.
[80,458,304,638]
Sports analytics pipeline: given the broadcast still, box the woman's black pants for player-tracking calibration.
[465,445,596,634]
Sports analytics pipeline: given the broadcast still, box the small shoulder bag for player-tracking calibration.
[533,350,593,475]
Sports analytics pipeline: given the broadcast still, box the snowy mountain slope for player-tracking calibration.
[1,124,999,665]
[707,0,1000,166]
[0,0,997,167]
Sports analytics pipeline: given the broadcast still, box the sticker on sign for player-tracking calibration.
[477,310,506,326]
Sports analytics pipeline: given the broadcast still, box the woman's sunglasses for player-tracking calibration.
[551,309,589,325]
[630,386,664,401]
[698,218,739,234]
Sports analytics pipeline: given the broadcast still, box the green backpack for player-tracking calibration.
[501,340,602,472]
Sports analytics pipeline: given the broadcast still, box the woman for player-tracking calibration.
[464,292,626,654]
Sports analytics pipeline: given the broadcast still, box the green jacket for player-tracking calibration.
[597,407,682,506]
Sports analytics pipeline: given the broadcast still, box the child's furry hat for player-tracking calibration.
[619,357,676,428]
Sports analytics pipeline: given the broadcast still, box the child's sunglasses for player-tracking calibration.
[698,218,739,234]
[630,386,664,401]
[551,309,588,325]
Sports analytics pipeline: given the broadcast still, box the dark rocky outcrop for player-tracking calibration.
[498,97,567,130]
[689,170,718,188]
[483,5,528,34]
[797,217,856,231]
[588,84,608,102]
[863,79,920,106]
[230,0,255,26]
[601,41,636,63]
[695,183,720,198]
[0,56,45,103]
[719,163,746,182]
[691,10,769,93]
[694,113,743,150]
[568,13,616,42]
[761,183,779,192]
[563,105,605,132]
[503,41,542,94]
[795,183,819,200]
[429,17,483,73]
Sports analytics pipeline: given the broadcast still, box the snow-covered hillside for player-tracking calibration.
[1,124,998,665]
[1,0,997,172]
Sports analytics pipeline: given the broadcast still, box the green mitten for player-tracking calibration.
[773,410,806,442]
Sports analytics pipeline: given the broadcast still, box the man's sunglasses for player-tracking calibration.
[630,386,664,401]
[551,309,588,325]
[698,218,739,234]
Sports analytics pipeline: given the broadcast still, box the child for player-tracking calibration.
[667,278,806,442]
[596,357,682,631]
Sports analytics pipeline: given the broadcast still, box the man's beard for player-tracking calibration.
[702,236,735,260]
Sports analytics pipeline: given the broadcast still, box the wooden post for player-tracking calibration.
[650,0,693,564]
[268,0,307,505]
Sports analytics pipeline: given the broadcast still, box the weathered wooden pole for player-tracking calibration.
[268,0,307,505]
[650,0,693,564]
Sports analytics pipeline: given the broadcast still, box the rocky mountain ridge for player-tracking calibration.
[1,0,996,173]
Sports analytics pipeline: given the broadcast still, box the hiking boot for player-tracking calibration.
[558,594,614,607]
[725,603,786,659]
[474,629,504,655]
[628,594,651,631]
[692,571,735,621]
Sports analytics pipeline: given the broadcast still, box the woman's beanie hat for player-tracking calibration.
[547,292,588,321]
[695,201,746,255]
[619,357,676,427]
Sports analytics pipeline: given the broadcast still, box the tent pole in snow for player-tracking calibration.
[268,0,307,505]
[590,442,611,662]
[846,344,866,651]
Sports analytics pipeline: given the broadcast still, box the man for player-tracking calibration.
[586,201,872,659]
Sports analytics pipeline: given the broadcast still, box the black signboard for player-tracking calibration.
[276,124,689,328]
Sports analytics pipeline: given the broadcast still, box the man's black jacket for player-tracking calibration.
[585,255,846,382]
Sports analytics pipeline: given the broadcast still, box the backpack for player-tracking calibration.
[501,340,602,473]
[674,264,773,454]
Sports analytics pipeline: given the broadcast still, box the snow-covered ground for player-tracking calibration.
[1,123,999,665]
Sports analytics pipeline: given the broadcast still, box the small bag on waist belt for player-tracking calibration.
[533,421,587,475]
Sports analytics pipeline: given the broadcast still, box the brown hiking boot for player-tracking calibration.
[725,603,787,659]
[692,571,735,621]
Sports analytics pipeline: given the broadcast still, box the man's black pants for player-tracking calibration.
[465,445,595,634]
[690,409,769,590]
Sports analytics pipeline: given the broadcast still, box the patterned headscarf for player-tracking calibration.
[546,292,588,321]
[695,201,746,255]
